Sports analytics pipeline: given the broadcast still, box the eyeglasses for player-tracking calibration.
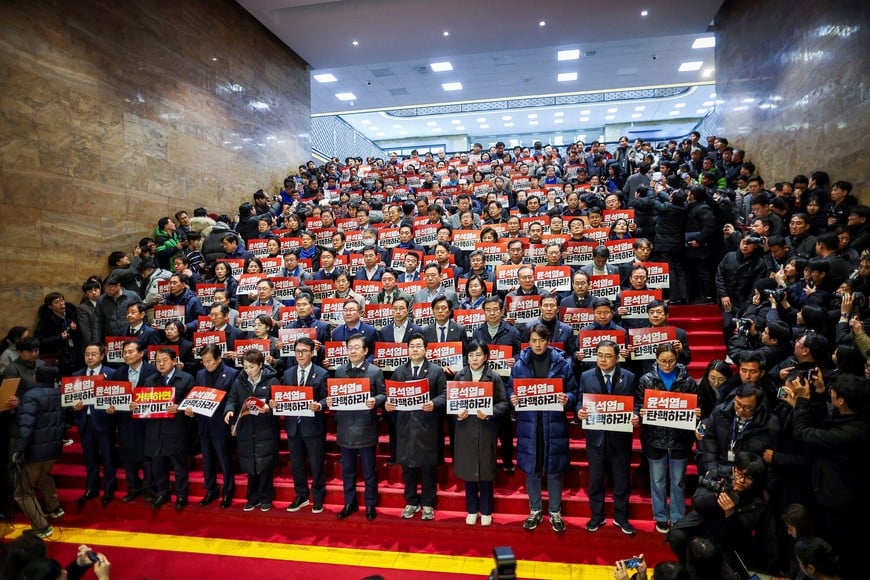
[733,400,756,412]
[294,349,312,354]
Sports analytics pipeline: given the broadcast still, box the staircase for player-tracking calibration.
[49,304,726,565]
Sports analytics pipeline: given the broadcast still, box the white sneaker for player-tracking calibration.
[401,504,420,519]
[421,506,435,521]
[480,514,492,526]
[465,513,478,525]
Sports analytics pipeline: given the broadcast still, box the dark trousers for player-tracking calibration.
[685,254,714,299]
[288,431,326,505]
[401,464,437,507]
[465,481,494,515]
[496,414,514,468]
[587,435,632,523]
[79,424,115,493]
[340,446,377,507]
[658,250,688,301]
[199,420,234,499]
[246,470,275,505]
[387,413,397,461]
[150,454,189,499]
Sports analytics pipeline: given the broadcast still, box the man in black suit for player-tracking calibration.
[137,347,195,510]
[328,335,386,521]
[192,344,238,508]
[107,340,158,503]
[577,340,639,535]
[124,302,160,349]
[376,297,422,344]
[421,296,469,378]
[72,343,117,506]
[286,293,330,359]
[207,303,243,352]
[278,337,329,514]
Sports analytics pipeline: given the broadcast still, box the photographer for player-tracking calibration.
[715,234,766,316]
[668,452,774,570]
[727,317,792,373]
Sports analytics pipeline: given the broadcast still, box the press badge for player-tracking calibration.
[727,450,735,462]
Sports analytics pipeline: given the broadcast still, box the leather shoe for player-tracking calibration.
[336,504,358,519]
[199,492,219,507]
[365,506,377,520]
[122,490,142,503]
[220,497,232,509]
[77,489,99,505]
[175,497,188,510]
[101,491,114,506]
[151,495,170,509]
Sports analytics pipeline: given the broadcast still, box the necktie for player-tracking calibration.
[88,369,95,376]
[605,374,612,394]
[386,294,392,304]
[299,369,306,386]
[164,375,171,386]
[440,326,446,343]
[413,366,420,379]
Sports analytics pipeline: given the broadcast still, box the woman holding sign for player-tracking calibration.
[637,343,700,534]
[224,349,280,512]
[452,341,508,526]
[507,324,578,533]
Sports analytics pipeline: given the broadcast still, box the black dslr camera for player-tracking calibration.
[743,235,765,245]
[762,288,785,302]
[699,469,732,494]
[735,318,753,336]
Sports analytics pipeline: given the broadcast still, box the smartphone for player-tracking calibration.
[86,551,99,564]
[621,558,641,569]
[777,387,788,399]
[697,422,707,435]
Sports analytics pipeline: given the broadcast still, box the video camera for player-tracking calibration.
[488,546,516,580]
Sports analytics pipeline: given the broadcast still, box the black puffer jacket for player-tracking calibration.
[700,400,780,474]
[15,381,64,463]
[651,198,687,252]
[226,367,280,475]
[637,364,698,454]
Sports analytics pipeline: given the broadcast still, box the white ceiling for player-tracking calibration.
[236,0,724,144]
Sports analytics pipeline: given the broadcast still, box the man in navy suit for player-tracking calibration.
[124,302,160,349]
[577,340,638,536]
[278,337,329,514]
[421,296,469,375]
[72,343,117,506]
[331,299,377,360]
[207,303,243,352]
[286,293,330,359]
[107,339,158,503]
[193,344,237,509]
[376,297,422,345]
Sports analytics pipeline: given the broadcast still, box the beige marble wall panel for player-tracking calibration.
[0,0,311,333]
[714,0,868,196]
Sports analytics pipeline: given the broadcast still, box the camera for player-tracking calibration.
[777,386,788,399]
[735,318,753,336]
[488,546,516,580]
[762,288,785,302]
[699,469,732,494]
[743,235,765,244]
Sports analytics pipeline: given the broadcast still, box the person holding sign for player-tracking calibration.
[507,324,578,533]
[138,348,195,510]
[277,337,329,515]
[223,349,280,512]
[577,340,639,535]
[388,334,446,521]
[192,344,238,509]
[637,343,700,533]
[452,341,509,527]
[329,334,386,521]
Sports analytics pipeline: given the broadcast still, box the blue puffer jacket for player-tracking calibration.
[15,382,65,463]
[507,347,578,475]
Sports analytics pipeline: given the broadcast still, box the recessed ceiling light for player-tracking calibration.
[529,120,538,126]
[392,124,402,129]
[557,49,580,61]
[554,118,564,124]
[528,113,538,119]
[678,61,704,72]
[607,108,618,113]
[557,72,578,82]
[211,57,218,62]
[426,121,438,126]
[605,115,615,120]
[703,101,714,106]
[692,37,716,49]
[352,40,359,46]
[674,103,686,108]
[451,119,461,124]
[442,31,449,37]
[554,112,564,117]
[455,126,464,130]
[743,97,755,103]
[579,116,590,122]
[442,82,463,91]
[504,122,514,127]
[479,124,489,129]
[634,106,646,112]
[313,73,337,83]
[432,127,442,131]
[539,20,546,27]
[430,61,453,72]
[631,113,642,119]
[360,120,371,125]
[580,110,591,115]
[669,110,680,116]
[641,10,648,16]
[335,92,356,101]
[696,108,709,114]
[476,118,486,123]
[502,116,512,121]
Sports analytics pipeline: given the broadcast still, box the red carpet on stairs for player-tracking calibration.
[14,304,724,574]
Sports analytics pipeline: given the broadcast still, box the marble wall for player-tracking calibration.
[713,0,868,196]
[0,0,311,333]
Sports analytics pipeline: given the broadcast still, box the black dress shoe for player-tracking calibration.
[175,497,188,510]
[199,492,219,507]
[77,489,99,504]
[336,504,358,519]
[365,506,377,520]
[122,490,142,503]
[143,492,155,503]
[151,495,170,509]
[220,497,232,509]
[102,492,114,506]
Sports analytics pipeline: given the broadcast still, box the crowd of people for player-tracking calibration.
[1,133,867,579]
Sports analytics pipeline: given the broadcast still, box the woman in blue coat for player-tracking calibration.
[506,323,578,533]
